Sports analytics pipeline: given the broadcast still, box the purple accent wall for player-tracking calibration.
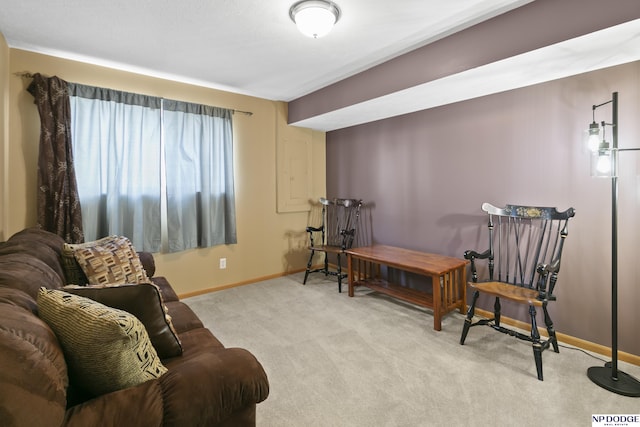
[288,0,640,124]
[326,62,640,356]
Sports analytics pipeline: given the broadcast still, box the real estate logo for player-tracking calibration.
[592,414,640,427]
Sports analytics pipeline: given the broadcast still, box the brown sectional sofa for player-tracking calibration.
[0,228,269,426]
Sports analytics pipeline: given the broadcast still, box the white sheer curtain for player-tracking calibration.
[163,100,237,252]
[68,84,236,253]
[69,85,162,251]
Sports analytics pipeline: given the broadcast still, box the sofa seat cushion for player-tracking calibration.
[151,276,180,302]
[37,288,167,397]
[172,327,225,355]
[164,301,205,335]
[64,283,183,358]
[0,288,68,427]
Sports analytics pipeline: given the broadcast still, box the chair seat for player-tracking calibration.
[468,281,544,306]
[307,245,345,254]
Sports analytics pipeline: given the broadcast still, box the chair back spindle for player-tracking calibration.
[303,197,363,292]
[482,203,574,300]
[325,198,361,249]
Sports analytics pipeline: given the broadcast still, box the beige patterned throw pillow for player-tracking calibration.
[37,288,167,396]
[72,236,150,286]
[61,236,115,285]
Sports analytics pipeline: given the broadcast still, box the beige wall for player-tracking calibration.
[0,33,8,241]
[4,48,326,296]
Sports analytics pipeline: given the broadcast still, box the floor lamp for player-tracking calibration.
[586,91,640,397]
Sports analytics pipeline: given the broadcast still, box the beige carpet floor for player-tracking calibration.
[184,273,640,427]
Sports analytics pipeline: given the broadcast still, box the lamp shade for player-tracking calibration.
[586,122,601,152]
[591,150,613,177]
[590,138,616,177]
[289,0,340,38]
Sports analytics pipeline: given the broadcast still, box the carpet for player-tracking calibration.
[184,273,640,427]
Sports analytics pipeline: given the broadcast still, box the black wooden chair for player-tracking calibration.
[303,198,363,292]
[460,202,575,380]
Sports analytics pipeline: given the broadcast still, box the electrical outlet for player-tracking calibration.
[219,258,226,269]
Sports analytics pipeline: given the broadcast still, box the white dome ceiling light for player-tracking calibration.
[289,0,341,39]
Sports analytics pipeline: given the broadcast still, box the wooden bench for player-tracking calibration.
[346,245,467,331]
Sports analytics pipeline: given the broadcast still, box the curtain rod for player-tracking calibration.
[15,71,253,116]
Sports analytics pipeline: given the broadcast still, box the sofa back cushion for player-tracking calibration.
[0,240,65,282]
[8,227,66,256]
[0,253,64,298]
[0,288,68,427]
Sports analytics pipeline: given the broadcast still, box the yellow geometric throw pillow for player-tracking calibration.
[72,235,150,286]
[63,283,183,358]
[37,288,167,396]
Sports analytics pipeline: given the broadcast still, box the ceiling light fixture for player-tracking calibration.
[289,0,341,39]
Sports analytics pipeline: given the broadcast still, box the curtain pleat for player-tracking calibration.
[68,83,161,108]
[68,85,163,252]
[27,74,84,243]
[163,100,237,252]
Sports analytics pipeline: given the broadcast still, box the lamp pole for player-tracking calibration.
[586,91,640,397]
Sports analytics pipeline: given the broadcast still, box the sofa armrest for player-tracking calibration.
[160,346,269,426]
[63,380,164,427]
[64,339,269,427]
[1,291,68,427]
[137,251,156,278]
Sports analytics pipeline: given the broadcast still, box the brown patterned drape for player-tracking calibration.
[27,73,84,243]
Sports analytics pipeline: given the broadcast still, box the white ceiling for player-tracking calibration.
[1,0,639,131]
[0,0,531,101]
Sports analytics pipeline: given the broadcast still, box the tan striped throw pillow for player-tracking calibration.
[37,288,167,396]
[63,283,183,358]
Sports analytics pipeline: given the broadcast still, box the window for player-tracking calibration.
[68,84,237,252]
